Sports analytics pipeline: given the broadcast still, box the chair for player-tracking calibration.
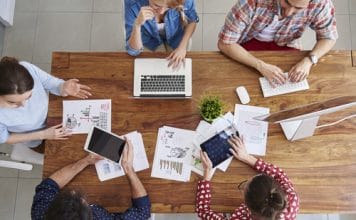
[0,143,44,171]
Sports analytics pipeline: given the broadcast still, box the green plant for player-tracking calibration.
[198,94,225,123]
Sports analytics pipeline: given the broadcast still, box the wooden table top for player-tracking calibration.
[45,51,356,214]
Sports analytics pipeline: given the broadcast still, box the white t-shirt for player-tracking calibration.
[255,15,285,42]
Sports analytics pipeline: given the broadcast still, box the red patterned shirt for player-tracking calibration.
[219,0,338,49]
[196,159,299,220]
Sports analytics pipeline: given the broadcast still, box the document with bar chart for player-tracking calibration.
[62,99,111,134]
[151,126,195,182]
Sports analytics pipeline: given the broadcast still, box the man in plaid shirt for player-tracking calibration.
[218,0,338,86]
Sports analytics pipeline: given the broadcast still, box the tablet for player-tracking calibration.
[84,126,126,163]
[200,126,239,168]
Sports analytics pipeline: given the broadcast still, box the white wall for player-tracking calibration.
[0,0,15,26]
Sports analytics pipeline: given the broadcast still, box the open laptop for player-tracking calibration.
[133,58,192,98]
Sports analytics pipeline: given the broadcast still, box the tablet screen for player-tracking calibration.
[87,127,126,163]
[200,126,239,168]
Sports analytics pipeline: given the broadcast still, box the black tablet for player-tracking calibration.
[200,126,239,168]
[84,126,126,163]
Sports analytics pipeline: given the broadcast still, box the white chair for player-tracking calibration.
[0,143,44,171]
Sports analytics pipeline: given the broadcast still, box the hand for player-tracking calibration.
[167,46,186,71]
[135,6,155,27]
[288,57,312,82]
[200,150,213,181]
[257,61,287,87]
[121,137,134,174]
[228,135,257,166]
[42,123,71,140]
[61,79,92,99]
[85,153,104,165]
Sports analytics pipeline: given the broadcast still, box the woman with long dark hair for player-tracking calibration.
[0,57,92,163]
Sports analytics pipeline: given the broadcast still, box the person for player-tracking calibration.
[125,0,199,69]
[31,138,151,220]
[217,0,338,86]
[0,56,91,163]
[196,135,299,220]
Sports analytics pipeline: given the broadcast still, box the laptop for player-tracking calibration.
[133,58,192,97]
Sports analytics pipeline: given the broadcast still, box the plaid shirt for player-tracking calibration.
[219,0,338,49]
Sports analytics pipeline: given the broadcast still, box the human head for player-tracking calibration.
[242,174,286,220]
[45,190,92,220]
[0,57,34,108]
[149,0,187,26]
[279,0,310,17]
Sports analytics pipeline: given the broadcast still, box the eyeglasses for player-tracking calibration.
[237,180,248,191]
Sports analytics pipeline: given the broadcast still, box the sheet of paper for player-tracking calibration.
[95,131,149,181]
[63,99,111,134]
[151,126,195,182]
[191,114,235,174]
[234,104,269,156]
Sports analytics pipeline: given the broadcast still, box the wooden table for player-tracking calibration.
[44,51,356,214]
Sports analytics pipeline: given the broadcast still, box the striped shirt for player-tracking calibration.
[219,0,338,49]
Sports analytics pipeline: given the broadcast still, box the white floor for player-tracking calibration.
[0,0,356,219]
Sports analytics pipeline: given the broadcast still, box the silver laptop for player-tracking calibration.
[133,58,192,97]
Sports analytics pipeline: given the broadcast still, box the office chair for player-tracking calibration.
[122,0,193,52]
[0,143,44,171]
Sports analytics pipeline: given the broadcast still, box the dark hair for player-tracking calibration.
[45,190,92,220]
[245,174,286,220]
[0,56,34,95]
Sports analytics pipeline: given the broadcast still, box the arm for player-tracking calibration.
[4,124,71,144]
[289,39,336,82]
[217,4,286,86]
[125,169,147,199]
[195,151,224,220]
[289,0,338,82]
[167,0,198,69]
[195,180,224,220]
[49,154,101,189]
[126,6,155,56]
[117,138,151,219]
[128,23,144,51]
[20,62,64,96]
[178,22,196,49]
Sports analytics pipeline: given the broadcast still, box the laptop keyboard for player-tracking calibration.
[140,75,185,92]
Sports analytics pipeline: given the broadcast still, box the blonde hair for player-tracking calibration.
[169,0,188,26]
[154,0,187,26]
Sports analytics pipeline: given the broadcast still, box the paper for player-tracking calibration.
[234,104,269,156]
[151,126,195,182]
[190,113,235,175]
[63,99,111,134]
[95,131,149,181]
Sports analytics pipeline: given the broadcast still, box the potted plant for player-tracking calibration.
[198,94,225,123]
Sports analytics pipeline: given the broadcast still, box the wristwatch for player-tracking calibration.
[309,54,318,65]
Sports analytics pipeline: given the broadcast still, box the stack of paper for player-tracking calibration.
[95,131,149,181]
[190,112,235,176]
[151,126,195,182]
